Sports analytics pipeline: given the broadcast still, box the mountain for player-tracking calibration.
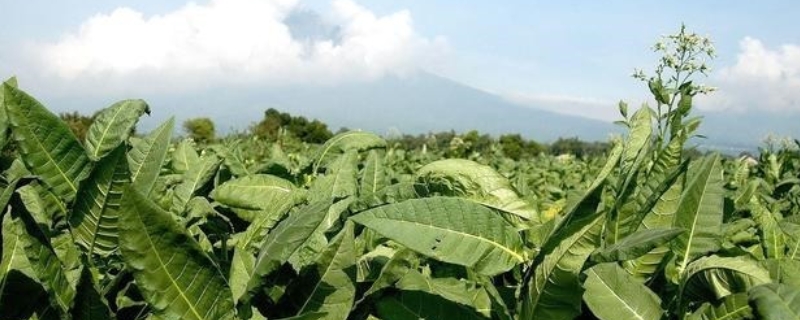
[113,72,616,142]
[39,72,797,150]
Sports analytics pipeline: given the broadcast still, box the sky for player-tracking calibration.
[1,0,799,124]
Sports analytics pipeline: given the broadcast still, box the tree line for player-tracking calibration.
[60,108,612,160]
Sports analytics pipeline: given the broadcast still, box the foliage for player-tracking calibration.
[184,117,216,144]
[252,108,333,144]
[1,26,798,320]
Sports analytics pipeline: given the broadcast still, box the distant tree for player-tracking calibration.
[499,134,526,160]
[60,111,94,142]
[183,117,216,143]
[251,108,333,143]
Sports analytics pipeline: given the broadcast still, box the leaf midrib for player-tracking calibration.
[133,203,205,320]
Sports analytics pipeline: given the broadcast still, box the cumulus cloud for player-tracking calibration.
[706,37,800,112]
[36,0,446,91]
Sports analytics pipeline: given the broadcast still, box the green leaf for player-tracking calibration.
[360,149,387,196]
[85,99,150,161]
[118,186,235,320]
[13,201,76,317]
[239,200,332,312]
[276,223,356,320]
[171,153,220,215]
[211,174,297,212]
[313,131,386,173]
[582,263,663,320]
[70,145,130,256]
[360,248,417,300]
[395,270,492,318]
[750,197,785,259]
[681,255,771,311]
[375,291,485,320]
[748,283,800,320]
[3,83,92,203]
[310,150,359,203]
[686,293,752,320]
[592,228,684,263]
[415,159,536,221]
[519,213,605,320]
[70,265,113,320]
[350,197,525,276]
[128,118,174,196]
[673,154,724,277]
[171,139,200,174]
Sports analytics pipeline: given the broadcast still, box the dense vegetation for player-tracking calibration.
[1,26,799,320]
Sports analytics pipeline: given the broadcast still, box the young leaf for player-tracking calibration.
[70,145,130,256]
[350,197,525,276]
[313,131,386,173]
[118,186,235,320]
[415,159,537,221]
[360,149,387,196]
[583,263,663,320]
[128,118,174,196]
[672,154,724,277]
[171,153,220,215]
[3,83,92,203]
[85,99,150,161]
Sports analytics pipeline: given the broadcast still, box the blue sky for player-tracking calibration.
[1,0,799,122]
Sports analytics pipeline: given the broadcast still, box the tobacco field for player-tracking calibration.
[1,28,800,320]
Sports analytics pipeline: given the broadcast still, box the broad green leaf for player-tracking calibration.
[171,153,220,214]
[3,83,91,202]
[680,255,770,311]
[276,223,356,320]
[13,203,75,317]
[519,213,605,320]
[310,150,358,203]
[375,291,485,320]
[128,118,174,196]
[416,159,536,221]
[350,197,525,276]
[686,293,752,320]
[0,212,35,294]
[211,174,297,211]
[750,197,785,259]
[70,145,130,256]
[621,106,652,171]
[118,186,235,320]
[239,200,332,312]
[85,99,150,161]
[748,283,800,320]
[592,228,684,263]
[780,219,800,260]
[0,78,9,150]
[313,131,386,173]
[395,270,492,318]
[360,149,387,196]
[171,139,200,174]
[673,154,724,277]
[582,263,663,320]
[70,265,113,320]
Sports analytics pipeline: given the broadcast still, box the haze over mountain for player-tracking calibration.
[38,70,798,153]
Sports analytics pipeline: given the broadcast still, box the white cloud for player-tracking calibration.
[706,37,800,112]
[36,0,446,91]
